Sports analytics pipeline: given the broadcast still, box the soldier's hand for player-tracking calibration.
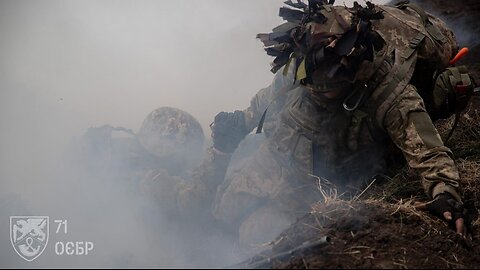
[415,193,468,238]
[210,110,249,153]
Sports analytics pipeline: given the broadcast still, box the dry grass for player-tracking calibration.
[309,174,341,205]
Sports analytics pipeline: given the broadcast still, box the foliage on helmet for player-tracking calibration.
[257,0,385,85]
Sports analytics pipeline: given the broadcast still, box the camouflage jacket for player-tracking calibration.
[241,56,461,202]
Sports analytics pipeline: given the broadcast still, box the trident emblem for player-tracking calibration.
[10,216,49,262]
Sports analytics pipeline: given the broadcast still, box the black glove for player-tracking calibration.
[426,192,467,232]
[211,110,249,153]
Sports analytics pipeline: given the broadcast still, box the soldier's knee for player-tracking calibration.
[212,191,264,229]
[238,203,293,251]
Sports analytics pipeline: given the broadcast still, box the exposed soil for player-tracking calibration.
[272,199,480,269]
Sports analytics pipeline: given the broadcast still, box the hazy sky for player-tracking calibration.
[0,0,390,139]
[0,0,285,137]
[0,0,289,195]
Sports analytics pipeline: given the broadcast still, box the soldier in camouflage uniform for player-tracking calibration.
[171,0,469,247]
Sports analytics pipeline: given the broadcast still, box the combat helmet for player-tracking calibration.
[137,107,205,172]
[257,0,387,95]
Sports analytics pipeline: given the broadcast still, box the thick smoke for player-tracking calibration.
[0,0,394,268]
[0,0,284,267]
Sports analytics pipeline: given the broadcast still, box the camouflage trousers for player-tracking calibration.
[211,135,324,247]
[141,135,324,248]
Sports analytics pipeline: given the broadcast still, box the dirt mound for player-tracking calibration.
[271,199,479,269]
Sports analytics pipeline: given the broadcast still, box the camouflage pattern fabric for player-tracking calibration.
[211,81,461,246]
[148,3,463,247]
[137,107,205,171]
[383,84,461,201]
[210,4,462,240]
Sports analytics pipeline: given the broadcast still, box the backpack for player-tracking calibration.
[373,1,475,122]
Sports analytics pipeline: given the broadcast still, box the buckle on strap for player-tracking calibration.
[343,85,366,111]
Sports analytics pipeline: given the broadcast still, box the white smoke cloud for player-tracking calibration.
[0,0,392,268]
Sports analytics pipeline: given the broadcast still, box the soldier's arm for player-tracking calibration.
[383,84,462,202]
[178,69,296,212]
[212,67,295,154]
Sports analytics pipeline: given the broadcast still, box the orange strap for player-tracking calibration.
[449,47,469,66]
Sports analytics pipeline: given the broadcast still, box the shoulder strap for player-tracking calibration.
[360,9,428,129]
[348,46,418,145]
[394,0,446,44]
[256,81,299,134]
[368,49,418,131]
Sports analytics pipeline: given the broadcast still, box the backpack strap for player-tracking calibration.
[394,0,446,44]
[344,46,418,153]
[256,81,299,134]
[346,1,433,148]
[344,48,395,150]
[436,65,475,143]
[403,32,426,60]
[373,50,418,115]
